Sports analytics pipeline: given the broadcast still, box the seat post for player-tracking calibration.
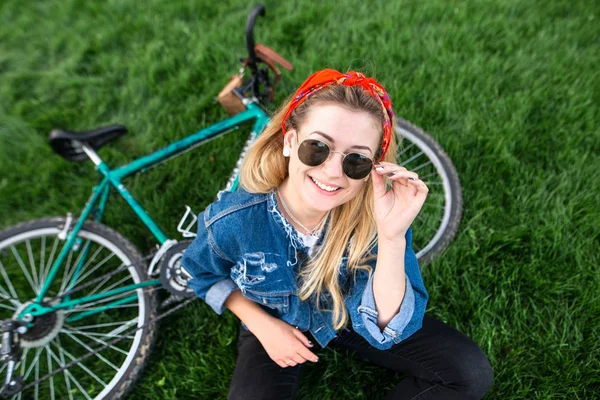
[80,144,103,166]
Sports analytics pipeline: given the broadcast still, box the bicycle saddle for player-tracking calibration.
[49,125,127,162]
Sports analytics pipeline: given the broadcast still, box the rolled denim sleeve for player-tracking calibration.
[180,210,238,315]
[357,273,415,346]
[349,227,428,350]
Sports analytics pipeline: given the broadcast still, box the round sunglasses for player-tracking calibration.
[296,139,375,180]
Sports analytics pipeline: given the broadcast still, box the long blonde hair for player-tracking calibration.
[240,83,397,330]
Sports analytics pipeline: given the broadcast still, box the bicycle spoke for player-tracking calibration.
[23,347,43,382]
[105,317,139,337]
[419,172,437,180]
[50,342,107,387]
[88,274,130,297]
[65,319,138,331]
[10,246,37,295]
[399,150,424,167]
[20,347,29,376]
[26,240,40,292]
[58,249,75,294]
[60,240,92,293]
[46,344,91,400]
[61,331,120,371]
[64,291,137,314]
[71,253,117,293]
[42,236,60,285]
[0,265,22,308]
[39,236,46,285]
[63,327,134,349]
[62,330,131,356]
[397,141,416,157]
[0,302,17,311]
[63,304,139,316]
[46,347,56,400]
[54,337,74,400]
[71,245,107,287]
[34,347,40,400]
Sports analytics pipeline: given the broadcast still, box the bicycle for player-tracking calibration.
[0,4,462,399]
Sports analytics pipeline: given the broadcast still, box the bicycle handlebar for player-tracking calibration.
[245,4,265,76]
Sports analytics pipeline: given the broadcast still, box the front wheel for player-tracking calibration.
[0,217,159,400]
[395,119,463,266]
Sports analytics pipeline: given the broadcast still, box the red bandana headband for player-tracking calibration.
[281,69,394,160]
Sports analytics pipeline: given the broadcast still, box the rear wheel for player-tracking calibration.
[0,217,159,400]
[395,119,463,266]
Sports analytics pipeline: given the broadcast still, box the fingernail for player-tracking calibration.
[375,167,385,171]
[308,341,313,346]
[386,172,395,177]
[408,177,415,181]
[314,358,319,362]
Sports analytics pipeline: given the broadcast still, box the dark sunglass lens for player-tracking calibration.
[343,153,373,179]
[298,139,330,166]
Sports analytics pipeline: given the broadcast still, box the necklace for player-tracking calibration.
[277,190,328,237]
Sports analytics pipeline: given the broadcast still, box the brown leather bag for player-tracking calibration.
[217,73,246,116]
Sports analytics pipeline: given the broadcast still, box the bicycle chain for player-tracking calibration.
[1,252,198,396]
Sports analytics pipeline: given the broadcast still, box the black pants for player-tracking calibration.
[228,314,493,400]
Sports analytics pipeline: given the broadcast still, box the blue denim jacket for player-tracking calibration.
[181,188,428,350]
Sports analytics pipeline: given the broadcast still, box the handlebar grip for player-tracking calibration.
[245,4,265,72]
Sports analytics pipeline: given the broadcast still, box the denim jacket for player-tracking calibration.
[181,188,428,350]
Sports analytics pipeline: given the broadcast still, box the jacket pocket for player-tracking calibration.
[244,289,292,315]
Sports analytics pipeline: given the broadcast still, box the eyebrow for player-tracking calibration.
[309,131,374,155]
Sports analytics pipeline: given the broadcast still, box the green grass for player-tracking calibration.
[1,0,599,398]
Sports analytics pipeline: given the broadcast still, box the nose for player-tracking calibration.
[320,151,344,179]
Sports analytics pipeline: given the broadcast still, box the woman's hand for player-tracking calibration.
[251,316,319,368]
[371,161,429,242]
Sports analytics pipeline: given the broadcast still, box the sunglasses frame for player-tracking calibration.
[294,136,375,180]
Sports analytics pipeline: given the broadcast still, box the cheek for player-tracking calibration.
[343,180,367,199]
[288,158,309,179]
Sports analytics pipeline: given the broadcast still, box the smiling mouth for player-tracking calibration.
[310,176,341,192]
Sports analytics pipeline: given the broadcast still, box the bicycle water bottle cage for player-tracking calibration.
[49,125,127,162]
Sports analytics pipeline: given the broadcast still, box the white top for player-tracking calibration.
[297,231,319,257]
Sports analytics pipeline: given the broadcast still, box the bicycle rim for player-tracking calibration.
[395,120,462,264]
[0,220,153,400]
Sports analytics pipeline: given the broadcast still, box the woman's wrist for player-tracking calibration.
[377,234,407,252]
[225,290,275,335]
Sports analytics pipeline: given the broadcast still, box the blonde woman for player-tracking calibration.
[182,69,493,399]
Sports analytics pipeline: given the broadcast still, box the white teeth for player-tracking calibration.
[311,177,339,192]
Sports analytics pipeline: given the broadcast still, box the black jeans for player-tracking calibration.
[227,314,493,400]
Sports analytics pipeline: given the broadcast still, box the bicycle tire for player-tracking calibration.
[0,217,159,400]
[394,118,463,266]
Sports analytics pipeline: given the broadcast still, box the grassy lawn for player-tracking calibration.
[1,0,598,398]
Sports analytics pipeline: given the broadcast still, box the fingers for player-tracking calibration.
[371,165,387,199]
[374,162,417,181]
[375,163,428,193]
[292,328,314,348]
[277,329,319,368]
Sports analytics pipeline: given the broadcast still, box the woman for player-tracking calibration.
[181,69,493,399]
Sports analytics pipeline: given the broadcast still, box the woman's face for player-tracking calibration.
[283,103,381,215]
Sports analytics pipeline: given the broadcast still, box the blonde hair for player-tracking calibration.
[240,83,397,330]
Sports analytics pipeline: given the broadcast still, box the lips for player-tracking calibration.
[310,176,341,192]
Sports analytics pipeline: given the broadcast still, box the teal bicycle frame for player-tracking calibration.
[20,102,270,322]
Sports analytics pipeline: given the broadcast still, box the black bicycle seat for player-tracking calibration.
[49,125,127,162]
